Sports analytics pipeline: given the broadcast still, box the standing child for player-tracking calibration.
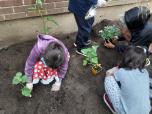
[104,46,151,114]
[68,0,107,54]
[25,34,70,92]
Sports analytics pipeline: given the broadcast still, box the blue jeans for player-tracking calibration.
[74,14,94,50]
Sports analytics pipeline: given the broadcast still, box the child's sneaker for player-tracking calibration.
[74,43,77,47]
[76,49,85,55]
[73,40,92,48]
[103,93,116,114]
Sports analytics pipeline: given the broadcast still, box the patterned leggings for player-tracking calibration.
[104,76,125,114]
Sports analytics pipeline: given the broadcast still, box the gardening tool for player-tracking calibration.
[85,5,97,20]
[85,0,109,20]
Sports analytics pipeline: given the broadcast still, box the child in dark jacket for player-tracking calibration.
[25,34,70,92]
[68,0,107,54]
[104,6,152,54]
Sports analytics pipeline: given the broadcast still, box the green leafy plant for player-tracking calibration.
[81,45,99,66]
[12,72,32,97]
[99,25,120,41]
[29,0,58,34]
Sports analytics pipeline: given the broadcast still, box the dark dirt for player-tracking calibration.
[0,19,152,114]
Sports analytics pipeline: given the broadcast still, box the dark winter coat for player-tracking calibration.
[68,0,98,17]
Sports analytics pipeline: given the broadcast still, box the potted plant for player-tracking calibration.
[12,72,32,97]
[99,25,120,43]
[81,45,102,75]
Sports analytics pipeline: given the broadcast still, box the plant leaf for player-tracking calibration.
[16,72,22,77]
[12,74,22,85]
[28,5,37,11]
[46,16,59,26]
[99,25,120,40]
[81,48,91,55]
[83,60,88,66]
[91,57,98,65]
[36,0,43,6]
[21,87,32,97]
[21,75,28,83]
[42,26,51,34]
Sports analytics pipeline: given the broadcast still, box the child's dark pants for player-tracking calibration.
[74,14,94,50]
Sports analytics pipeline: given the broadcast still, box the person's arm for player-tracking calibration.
[114,45,128,53]
[106,67,118,77]
[104,40,128,53]
[25,44,41,83]
[57,51,70,80]
[51,51,70,92]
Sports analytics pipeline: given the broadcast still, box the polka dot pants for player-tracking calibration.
[104,76,125,114]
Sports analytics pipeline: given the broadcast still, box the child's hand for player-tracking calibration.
[104,41,115,49]
[121,27,131,42]
[51,81,61,92]
[148,43,152,53]
[106,67,118,76]
[26,83,33,90]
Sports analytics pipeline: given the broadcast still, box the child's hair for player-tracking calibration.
[43,42,65,69]
[124,6,151,31]
[119,46,146,71]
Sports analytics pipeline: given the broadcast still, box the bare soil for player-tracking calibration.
[0,19,152,114]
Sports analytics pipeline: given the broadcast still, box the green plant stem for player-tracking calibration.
[21,83,25,87]
[38,7,47,34]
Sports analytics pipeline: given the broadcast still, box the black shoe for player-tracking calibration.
[74,40,92,48]
[84,40,92,46]
[75,49,85,55]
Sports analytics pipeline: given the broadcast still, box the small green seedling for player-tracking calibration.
[28,0,58,34]
[12,72,32,97]
[81,45,99,66]
[81,45,102,75]
[99,25,120,41]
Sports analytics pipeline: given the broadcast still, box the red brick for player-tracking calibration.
[23,0,35,5]
[55,1,68,8]
[47,7,68,15]
[0,15,5,21]
[26,10,47,17]
[0,0,22,7]
[42,3,54,9]
[45,0,68,3]
[5,12,26,20]
[0,7,13,15]
[14,5,30,13]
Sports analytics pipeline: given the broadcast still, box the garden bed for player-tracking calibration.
[0,19,152,114]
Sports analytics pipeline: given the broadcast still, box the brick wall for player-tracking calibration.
[0,0,69,21]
